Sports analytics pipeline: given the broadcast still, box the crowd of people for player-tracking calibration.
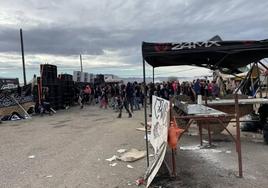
[77,78,234,118]
[77,82,144,118]
[32,74,245,117]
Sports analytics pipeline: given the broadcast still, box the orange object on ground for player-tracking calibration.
[168,120,185,149]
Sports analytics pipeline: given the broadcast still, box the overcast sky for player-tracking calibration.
[1,0,268,82]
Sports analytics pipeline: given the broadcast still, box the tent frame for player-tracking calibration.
[141,43,252,178]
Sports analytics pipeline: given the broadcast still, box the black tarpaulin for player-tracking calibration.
[142,39,268,73]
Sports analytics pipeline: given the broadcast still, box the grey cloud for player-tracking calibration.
[0,26,106,55]
[0,0,268,65]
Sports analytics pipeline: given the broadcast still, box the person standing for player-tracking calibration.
[117,84,132,118]
[126,82,134,112]
[207,80,212,96]
[176,80,181,95]
[134,82,141,110]
[194,79,201,95]
[212,81,220,98]
[78,87,85,109]
[160,84,169,100]
[100,86,108,109]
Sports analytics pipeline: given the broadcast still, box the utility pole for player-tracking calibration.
[20,28,27,86]
[80,54,83,73]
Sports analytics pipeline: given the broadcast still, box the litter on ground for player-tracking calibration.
[118,148,146,162]
[110,163,117,167]
[105,155,118,162]
[136,127,151,132]
[117,149,126,153]
[127,164,134,169]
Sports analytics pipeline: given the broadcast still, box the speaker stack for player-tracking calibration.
[58,74,74,106]
[39,64,62,110]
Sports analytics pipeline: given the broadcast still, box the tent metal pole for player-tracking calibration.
[259,61,268,70]
[235,93,243,177]
[235,64,253,93]
[258,61,268,97]
[256,62,262,97]
[153,67,155,84]
[143,58,150,167]
[250,63,255,96]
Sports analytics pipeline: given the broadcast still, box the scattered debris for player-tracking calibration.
[46,175,53,178]
[127,181,132,186]
[211,149,222,153]
[127,164,134,169]
[144,135,151,141]
[252,139,263,143]
[186,132,199,136]
[105,155,118,162]
[140,121,152,127]
[50,108,57,114]
[110,163,117,167]
[180,145,200,151]
[20,171,26,174]
[180,145,223,153]
[136,127,151,132]
[117,149,126,153]
[28,155,35,159]
[226,150,232,154]
[97,158,101,161]
[119,148,146,162]
[149,154,154,157]
[135,178,145,186]
[246,175,257,180]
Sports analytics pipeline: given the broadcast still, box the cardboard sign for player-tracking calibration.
[146,143,167,188]
[150,96,170,153]
[146,96,170,187]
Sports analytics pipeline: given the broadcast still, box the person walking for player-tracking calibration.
[100,86,108,109]
[126,82,134,112]
[117,84,132,118]
[133,82,141,110]
[78,87,85,109]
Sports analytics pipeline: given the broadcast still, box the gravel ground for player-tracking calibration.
[0,105,148,188]
[151,126,268,188]
[1,105,268,188]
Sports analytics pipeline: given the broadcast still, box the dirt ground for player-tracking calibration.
[152,125,268,188]
[0,106,148,188]
[1,105,268,188]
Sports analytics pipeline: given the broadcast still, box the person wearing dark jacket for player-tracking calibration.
[117,84,132,118]
[126,82,134,112]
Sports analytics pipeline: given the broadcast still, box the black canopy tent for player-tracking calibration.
[142,39,268,73]
[141,38,268,176]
